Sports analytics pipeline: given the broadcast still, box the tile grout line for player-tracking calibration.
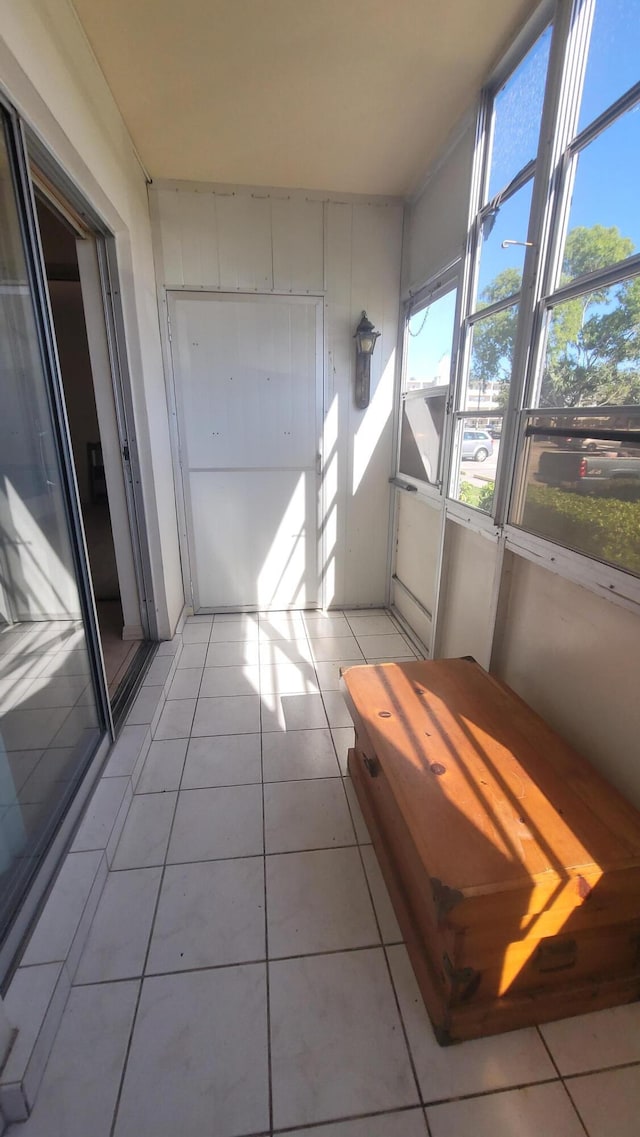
[422,1103,433,1137]
[108,838,363,873]
[562,1057,640,1080]
[257,616,275,1137]
[559,1078,599,1137]
[174,625,212,791]
[142,723,339,738]
[302,616,338,761]
[535,1022,562,1078]
[344,608,418,659]
[421,1074,566,1111]
[136,771,345,795]
[534,1023,592,1137]
[344,794,426,1119]
[300,617,424,1123]
[259,615,313,717]
[340,613,428,1125]
[24,939,416,991]
[107,640,191,1137]
[267,609,364,1131]
[299,616,363,849]
[106,916,149,1134]
[357,858,427,1123]
[340,766,363,843]
[267,1100,432,1135]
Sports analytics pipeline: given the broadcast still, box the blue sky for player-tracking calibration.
[406,290,457,386]
[406,1,640,388]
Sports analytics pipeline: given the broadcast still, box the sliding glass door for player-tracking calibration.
[0,108,108,953]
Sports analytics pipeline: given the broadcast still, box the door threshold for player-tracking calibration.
[109,641,157,731]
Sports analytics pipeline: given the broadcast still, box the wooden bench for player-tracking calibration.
[341,657,640,1044]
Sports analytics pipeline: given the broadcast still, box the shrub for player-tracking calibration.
[459,480,495,513]
[580,477,640,502]
[521,484,640,574]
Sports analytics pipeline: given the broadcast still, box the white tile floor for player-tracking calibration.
[10,608,640,1137]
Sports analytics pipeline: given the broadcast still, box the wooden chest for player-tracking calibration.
[341,658,640,1044]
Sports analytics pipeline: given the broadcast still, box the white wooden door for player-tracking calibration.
[169,292,322,611]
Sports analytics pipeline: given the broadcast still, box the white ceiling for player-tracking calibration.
[72,0,536,197]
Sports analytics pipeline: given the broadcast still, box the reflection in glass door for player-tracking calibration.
[0,111,106,949]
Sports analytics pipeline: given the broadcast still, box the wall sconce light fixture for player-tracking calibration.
[354,311,380,409]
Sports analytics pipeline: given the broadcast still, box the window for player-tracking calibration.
[538,280,640,410]
[450,22,553,514]
[508,0,640,579]
[398,283,457,489]
[398,1,640,593]
[512,412,640,575]
[440,0,640,589]
[487,26,552,199]
[559,109,640,283]
[475,182,533,303]
[577,0,640,130]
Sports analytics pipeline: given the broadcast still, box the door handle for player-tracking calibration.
[388,477,417,492]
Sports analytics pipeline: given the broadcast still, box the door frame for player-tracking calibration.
[166,289,325,612]
[1,107,111,730]
[0,96,116,981]
[26,141,156,642]
[0,84,160,982]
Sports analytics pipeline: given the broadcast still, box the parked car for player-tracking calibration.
[535,449,640,497]
[553,436,612,452]
[462,430,493,462]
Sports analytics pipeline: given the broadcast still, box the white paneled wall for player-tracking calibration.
[324,199,404,605]
[153,187,326,294]
[493,556,640,810]
[436,522,499,668]
[401,120,474,298]
[271,197,324,294]
[387,121,475,655]
[392,493,442,649]
[150,184,404,608]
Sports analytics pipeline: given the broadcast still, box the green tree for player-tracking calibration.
[470,267,520,410]
[542,226,640,407]
[471,224,640,409]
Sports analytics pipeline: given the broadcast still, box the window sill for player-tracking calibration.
[445,498,501,539]
[504,524,640,615]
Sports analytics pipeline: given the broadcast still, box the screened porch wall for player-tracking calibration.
[150,183,404,610]
[399,59,640,810]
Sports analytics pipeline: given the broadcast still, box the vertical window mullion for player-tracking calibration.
[446,90,492,501]
[530,1,595,314]
[496,0,595,523]
[451,14,557,514]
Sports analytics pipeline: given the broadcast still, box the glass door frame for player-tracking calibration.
[26,131,157,648]
[0,94,113,983]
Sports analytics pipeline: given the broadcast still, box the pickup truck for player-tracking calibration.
[535,448,640,497]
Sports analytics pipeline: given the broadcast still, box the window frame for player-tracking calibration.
[438,0,640,605]
[395,265,460,502]
[523,86,640,415]
[446,7,557,524]
[502,3,640,593]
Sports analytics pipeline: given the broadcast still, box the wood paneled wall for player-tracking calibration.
[150,184,404,607]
